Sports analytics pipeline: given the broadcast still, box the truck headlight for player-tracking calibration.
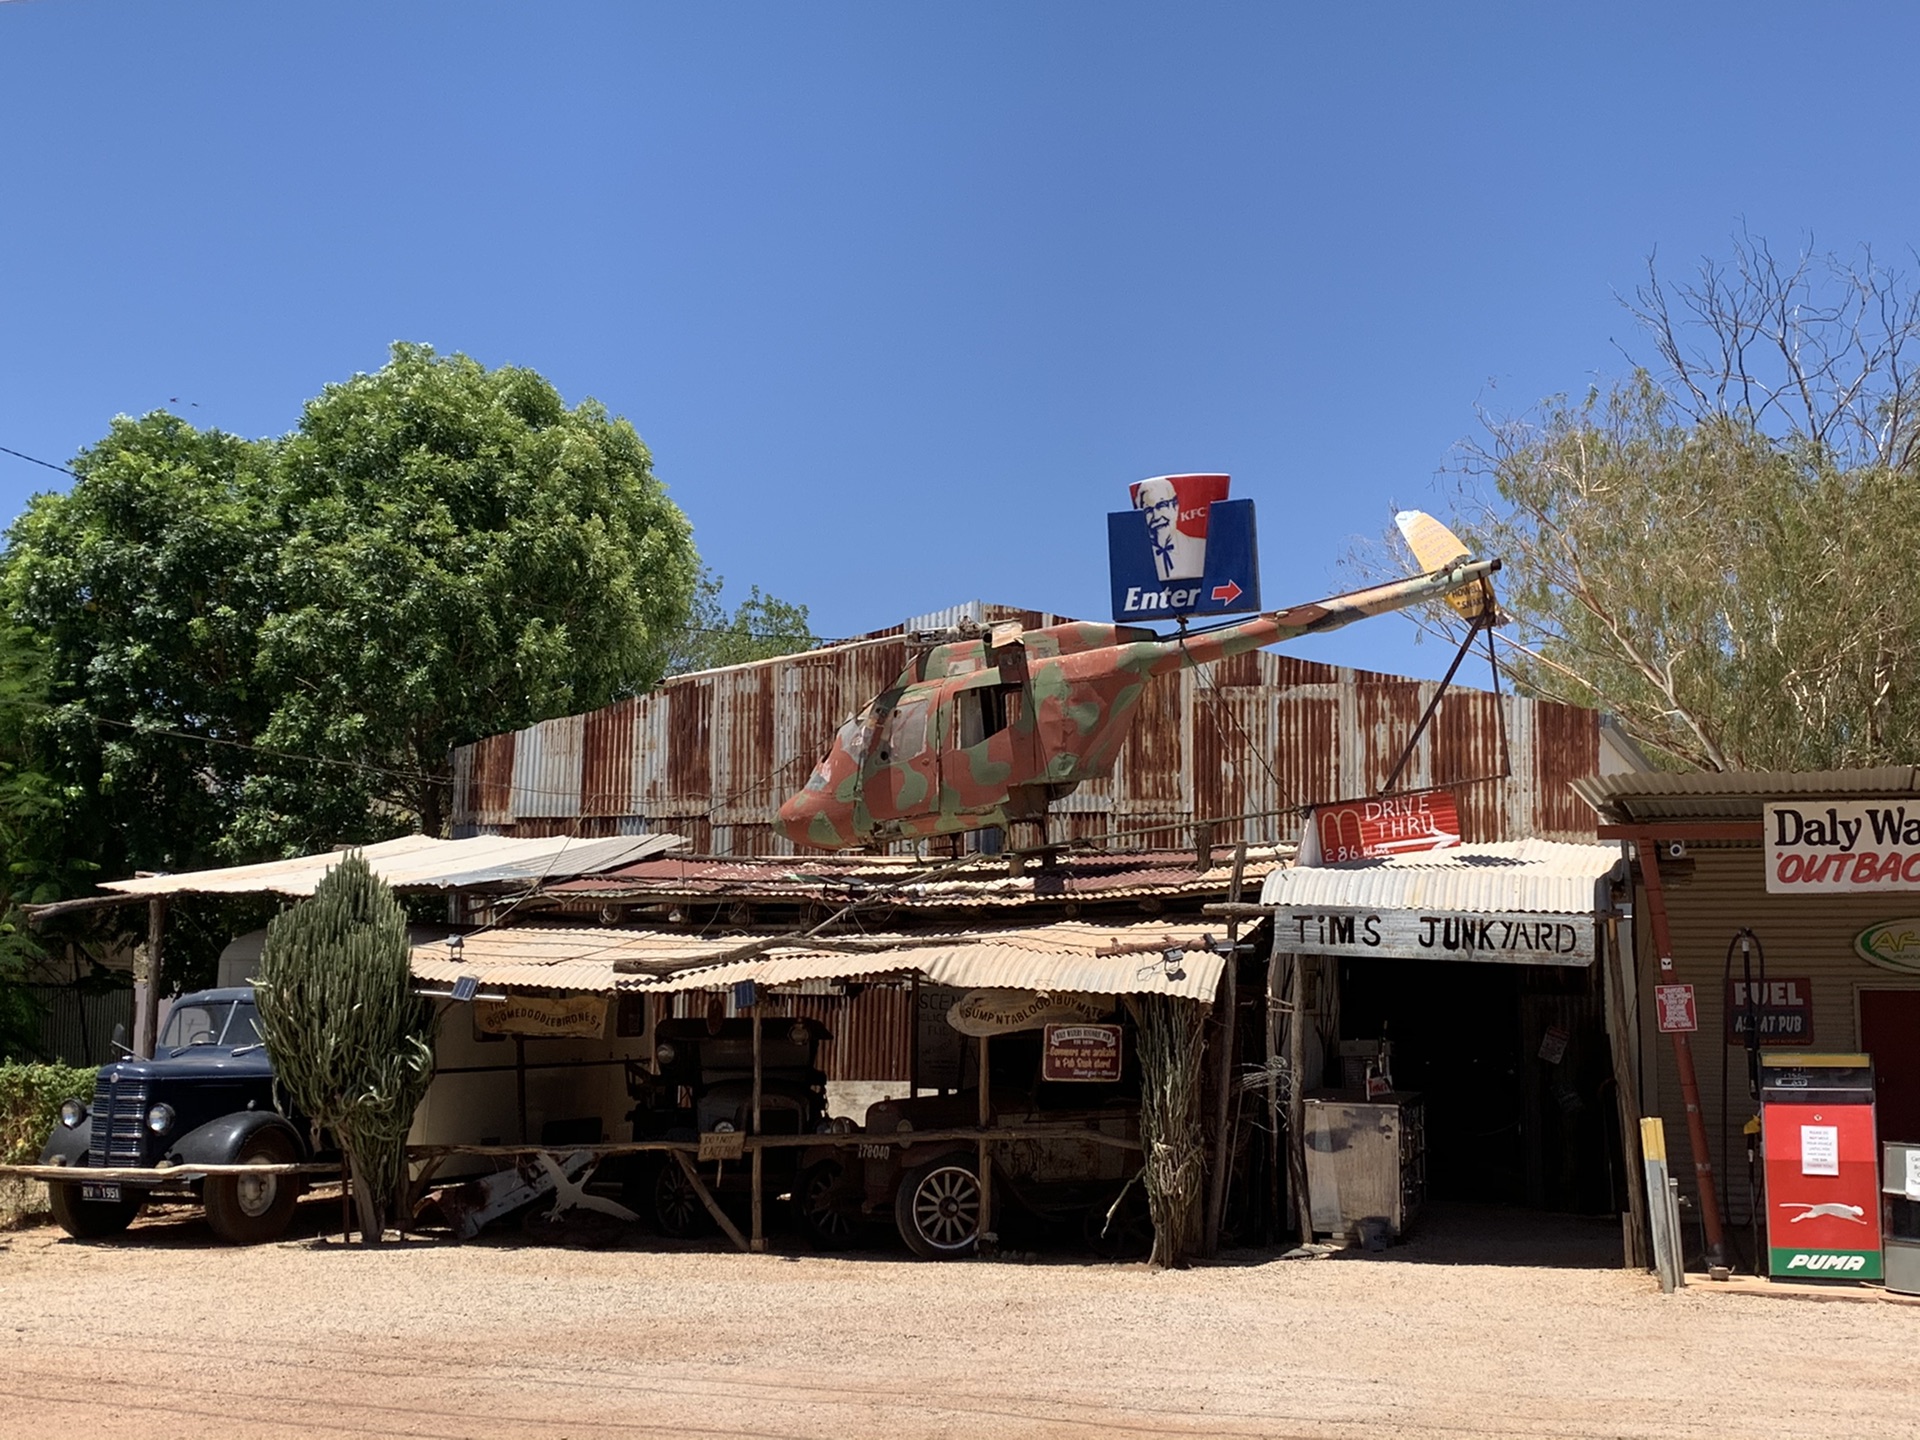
[711,1120,735,1133]
[146,1103,175,1134]
[654,1042,676,1067]
[58,1099,87,1129]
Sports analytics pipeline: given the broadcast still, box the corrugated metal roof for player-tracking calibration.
[545,846,1290,908]
[411,918,1228,1001]
[637,920,1226,1003]
[1258,839,1624,915]
[102,832,689,898]
[1572,768,1920,824]
[412,925,743,993]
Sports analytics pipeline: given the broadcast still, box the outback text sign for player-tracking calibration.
[1766,800,1920,894]
[1271,907,1595,967]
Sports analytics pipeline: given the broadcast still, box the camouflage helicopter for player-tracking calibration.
[773,511,1497,851]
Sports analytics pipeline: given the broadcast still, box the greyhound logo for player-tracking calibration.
[1779,1201,1868,1224]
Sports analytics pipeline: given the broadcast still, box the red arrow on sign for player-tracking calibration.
[1211,580,1243,604]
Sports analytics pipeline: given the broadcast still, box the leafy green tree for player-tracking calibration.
[664,568,816,675]
[243,343,700,844]
[1,344,737,870]
[1427,239,1920,772]
[254,853,434,1243]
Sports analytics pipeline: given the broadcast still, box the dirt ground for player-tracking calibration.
[3,1198,1916,1440]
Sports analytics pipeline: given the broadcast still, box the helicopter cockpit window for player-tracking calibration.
[874,691,931,765]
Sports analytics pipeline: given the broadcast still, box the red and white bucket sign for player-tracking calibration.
[1129,473,1231,582]
[1655,983,1698,1033]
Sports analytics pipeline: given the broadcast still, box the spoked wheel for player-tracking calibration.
[797,1160,859,1250]
[651,1159,708,1239]
[895,1157,981,1260]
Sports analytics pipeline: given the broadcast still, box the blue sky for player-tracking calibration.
[4,2,1918,680]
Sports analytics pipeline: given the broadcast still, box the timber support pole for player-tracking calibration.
[1636,834,1727,1270]
[133,897,167,1060]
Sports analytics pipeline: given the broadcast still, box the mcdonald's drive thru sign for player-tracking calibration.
[1300,788,1462,866]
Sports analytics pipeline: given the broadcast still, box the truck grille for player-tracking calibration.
[88,1076,151,1167]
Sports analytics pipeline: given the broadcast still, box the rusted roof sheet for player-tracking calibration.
[410,918,1227,1001]
[545,846,1289,908]
[635,920,1227,1003]
[102,832,688,899]
[1258,839,1624,916]
[1572,768,1920,824]
[412,925,744,993]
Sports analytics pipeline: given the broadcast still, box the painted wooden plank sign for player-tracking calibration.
[1271,906,1595,966]
[1042,1023,1124,1082]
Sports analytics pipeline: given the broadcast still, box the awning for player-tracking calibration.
[101,832,687,899]
[1259,839,1624,967]
[409,918,1228,1001]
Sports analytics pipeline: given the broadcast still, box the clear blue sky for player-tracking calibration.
[5,2,1917,680]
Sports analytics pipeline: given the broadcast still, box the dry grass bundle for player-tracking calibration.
[1127,994,1209,1269]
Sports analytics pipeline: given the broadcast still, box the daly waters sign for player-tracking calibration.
[1766,800,1920,894]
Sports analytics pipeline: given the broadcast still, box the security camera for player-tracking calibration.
[1665,840,1688,860]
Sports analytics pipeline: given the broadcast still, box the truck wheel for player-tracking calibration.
[894,1156,981,1260]
[797,1160,859,1250]
[652,1159,709,1239]
[48,1180,144,1240]
[205,1129,301,1245]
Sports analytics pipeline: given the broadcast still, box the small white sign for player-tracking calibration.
[1906,1149,1920,1202]
[1801,1124,1840,1177]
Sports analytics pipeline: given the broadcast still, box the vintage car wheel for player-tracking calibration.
[796,1160,859,1250]
[48,1175,145,1240]
[651,1159,709,1239]
[204,1129,302,1245]
[894,1156,981,1260]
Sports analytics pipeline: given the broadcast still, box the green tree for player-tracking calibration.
[664,568,816,675]
[254,852,434,1243]
[1430,239,1920,772]
[244,343,700,845]
[1,344,737,870]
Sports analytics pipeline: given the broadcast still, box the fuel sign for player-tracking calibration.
[1724,977,1815,1046]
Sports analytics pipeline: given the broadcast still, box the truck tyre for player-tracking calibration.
[48,1179,144,1240]
[796,1159,859,1250]
[204,1128,301,1245]
[894,1155,981,1260]
[651,1158,709,1239]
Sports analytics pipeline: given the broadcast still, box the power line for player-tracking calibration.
[0,444,78,480]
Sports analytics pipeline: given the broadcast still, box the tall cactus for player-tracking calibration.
[254,852,436,1244]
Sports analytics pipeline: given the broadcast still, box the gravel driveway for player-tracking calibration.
[3,1199,1914,1440]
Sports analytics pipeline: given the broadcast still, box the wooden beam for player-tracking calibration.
[133,897,166,1060]
[1595,821,1762,841]
[21,893,147,924]
[671,1150,750,1252]
[977,1034,992,1248]
[750,1003,765,1253]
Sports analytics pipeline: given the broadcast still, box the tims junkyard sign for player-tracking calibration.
[1766,800,1920,894]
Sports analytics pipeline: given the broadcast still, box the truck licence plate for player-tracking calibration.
[81,1183,121,1203]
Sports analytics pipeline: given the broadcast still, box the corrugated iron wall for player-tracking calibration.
[453,618,1600,853]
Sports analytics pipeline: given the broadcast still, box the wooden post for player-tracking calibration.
[1204,842,1248,1257]
[750,1000,765,1252]
[1602,915,1651,1270]
[977,1033,992,1247]
[133,897,167,1060]
[1287,950,1313,1246]
[515,1036,528,1145]
[1636,835,1726,1269]
[1265,936,1282,1244]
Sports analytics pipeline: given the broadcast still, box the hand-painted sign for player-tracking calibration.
[1853,918,1920,974]
[947,989,1113,1037]
[475,993,608,1039]
[1655,984,1698,1034]
[1300,789,1462,864]
[1724,977,1814,1046]
[1108,473,1260,622]
[1766,801,1920,893]
[1271,906,1594,966]
[1042,1023,1124,1082]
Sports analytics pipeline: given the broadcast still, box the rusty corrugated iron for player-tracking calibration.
[451,602,1600,852]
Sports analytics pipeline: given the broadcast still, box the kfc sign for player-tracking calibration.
[1766,801,1920,893]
